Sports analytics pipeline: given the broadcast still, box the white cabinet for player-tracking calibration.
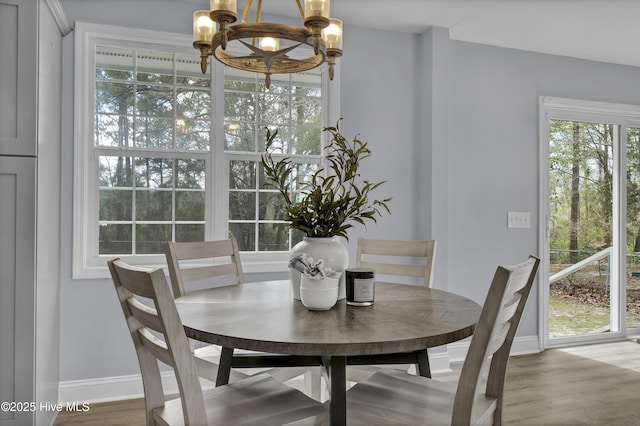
[0,0,37,156]
[0,158,36,426]
[0,0,62,425]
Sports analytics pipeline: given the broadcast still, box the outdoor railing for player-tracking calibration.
[549,246,612,284]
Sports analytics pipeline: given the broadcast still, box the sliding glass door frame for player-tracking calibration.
[539,96,640,349]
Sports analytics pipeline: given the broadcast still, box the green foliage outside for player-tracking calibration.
[549,120,640,337]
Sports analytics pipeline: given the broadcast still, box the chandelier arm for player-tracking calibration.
[241,0,253,24]
[256,0,262,23]
[252,0,264,46]
[295,0,305,20]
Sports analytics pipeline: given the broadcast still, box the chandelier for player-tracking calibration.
[193,0,343,88]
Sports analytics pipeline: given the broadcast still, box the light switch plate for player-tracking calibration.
[508,211,531,228]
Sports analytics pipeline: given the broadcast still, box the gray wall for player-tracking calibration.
[58,0,640,383]
[443,40,640,336]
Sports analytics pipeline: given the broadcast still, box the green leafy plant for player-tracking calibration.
[261,120,391,240]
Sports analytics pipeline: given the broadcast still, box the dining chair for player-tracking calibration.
[355,237,437,287]
[165,239,318,395]
[349,237,437,381]
[108,258,327,426]
[344,255,540,425]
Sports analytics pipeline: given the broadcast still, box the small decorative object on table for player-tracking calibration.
[345,268,376,306]
[290,254,341,310]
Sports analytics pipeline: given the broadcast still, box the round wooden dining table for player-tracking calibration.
[175,280,482,425]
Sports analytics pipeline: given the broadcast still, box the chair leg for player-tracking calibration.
[303,367,323,401]
[415,349,431,378]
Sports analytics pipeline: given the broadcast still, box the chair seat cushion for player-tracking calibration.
[153,373,326,426]
[346,369,497,425]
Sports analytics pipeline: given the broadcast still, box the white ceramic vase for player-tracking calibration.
[290,236,349,300]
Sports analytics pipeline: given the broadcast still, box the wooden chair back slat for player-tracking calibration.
[179,263,240,284]
[127,297,164,333]
[166,239,244,297]
[138,328,173,367]
[355,238,437,287]
[357,260,427,278]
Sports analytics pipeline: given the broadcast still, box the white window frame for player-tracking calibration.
[73,22,340,279]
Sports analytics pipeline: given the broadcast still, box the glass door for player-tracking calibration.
[625,128,640,331]
[547,119,620,344]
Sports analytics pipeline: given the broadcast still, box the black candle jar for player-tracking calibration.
[345,268,375,306]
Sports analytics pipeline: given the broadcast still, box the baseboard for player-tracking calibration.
[58,371,179,405]
[447,335,541,363]
[509,335,542,356]
[58,335,540,404]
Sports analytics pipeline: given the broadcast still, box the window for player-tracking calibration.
[73,22,337,279]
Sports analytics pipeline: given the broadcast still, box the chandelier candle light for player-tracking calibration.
[193,0,343,87]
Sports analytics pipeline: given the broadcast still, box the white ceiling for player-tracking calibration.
[192,0,640,68]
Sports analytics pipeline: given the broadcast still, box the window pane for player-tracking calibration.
[99,189,132,221]
[293,163,320,191]
[96,81,134,114]
[292,127,321,155]
[291,229,304,247]
[259,223,289,251]
[100,156,132,187]
[96,46,134,80]
[229,191,256,220]
[135,158,173,188]
[136,224,172,254]
[259,162,318,192]
[176,54,210,87]
[291,88,321,126]
[257,126,290,153]
[224,78,256,91]
[230,223,255,251]
[229,160,256,190]
[177,159,206,189]
[100,224,132,255]
[176,191,205,221]
[176,119,210,151]
[136,190,172,221]
[260,91,291,126]
[136,84,174,118]
[134,117,173,149]
[225,92,255,121]
[225,122,255,152]
[176,88,210,119]
[137,50,174,84]
[95,114,132,147]
[259,191,286,221]
[548,120,614,338]
[176,224,205,242]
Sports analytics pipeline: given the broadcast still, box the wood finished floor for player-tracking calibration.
[54,340,640,425]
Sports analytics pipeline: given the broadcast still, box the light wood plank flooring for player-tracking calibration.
[54,341,640,425]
